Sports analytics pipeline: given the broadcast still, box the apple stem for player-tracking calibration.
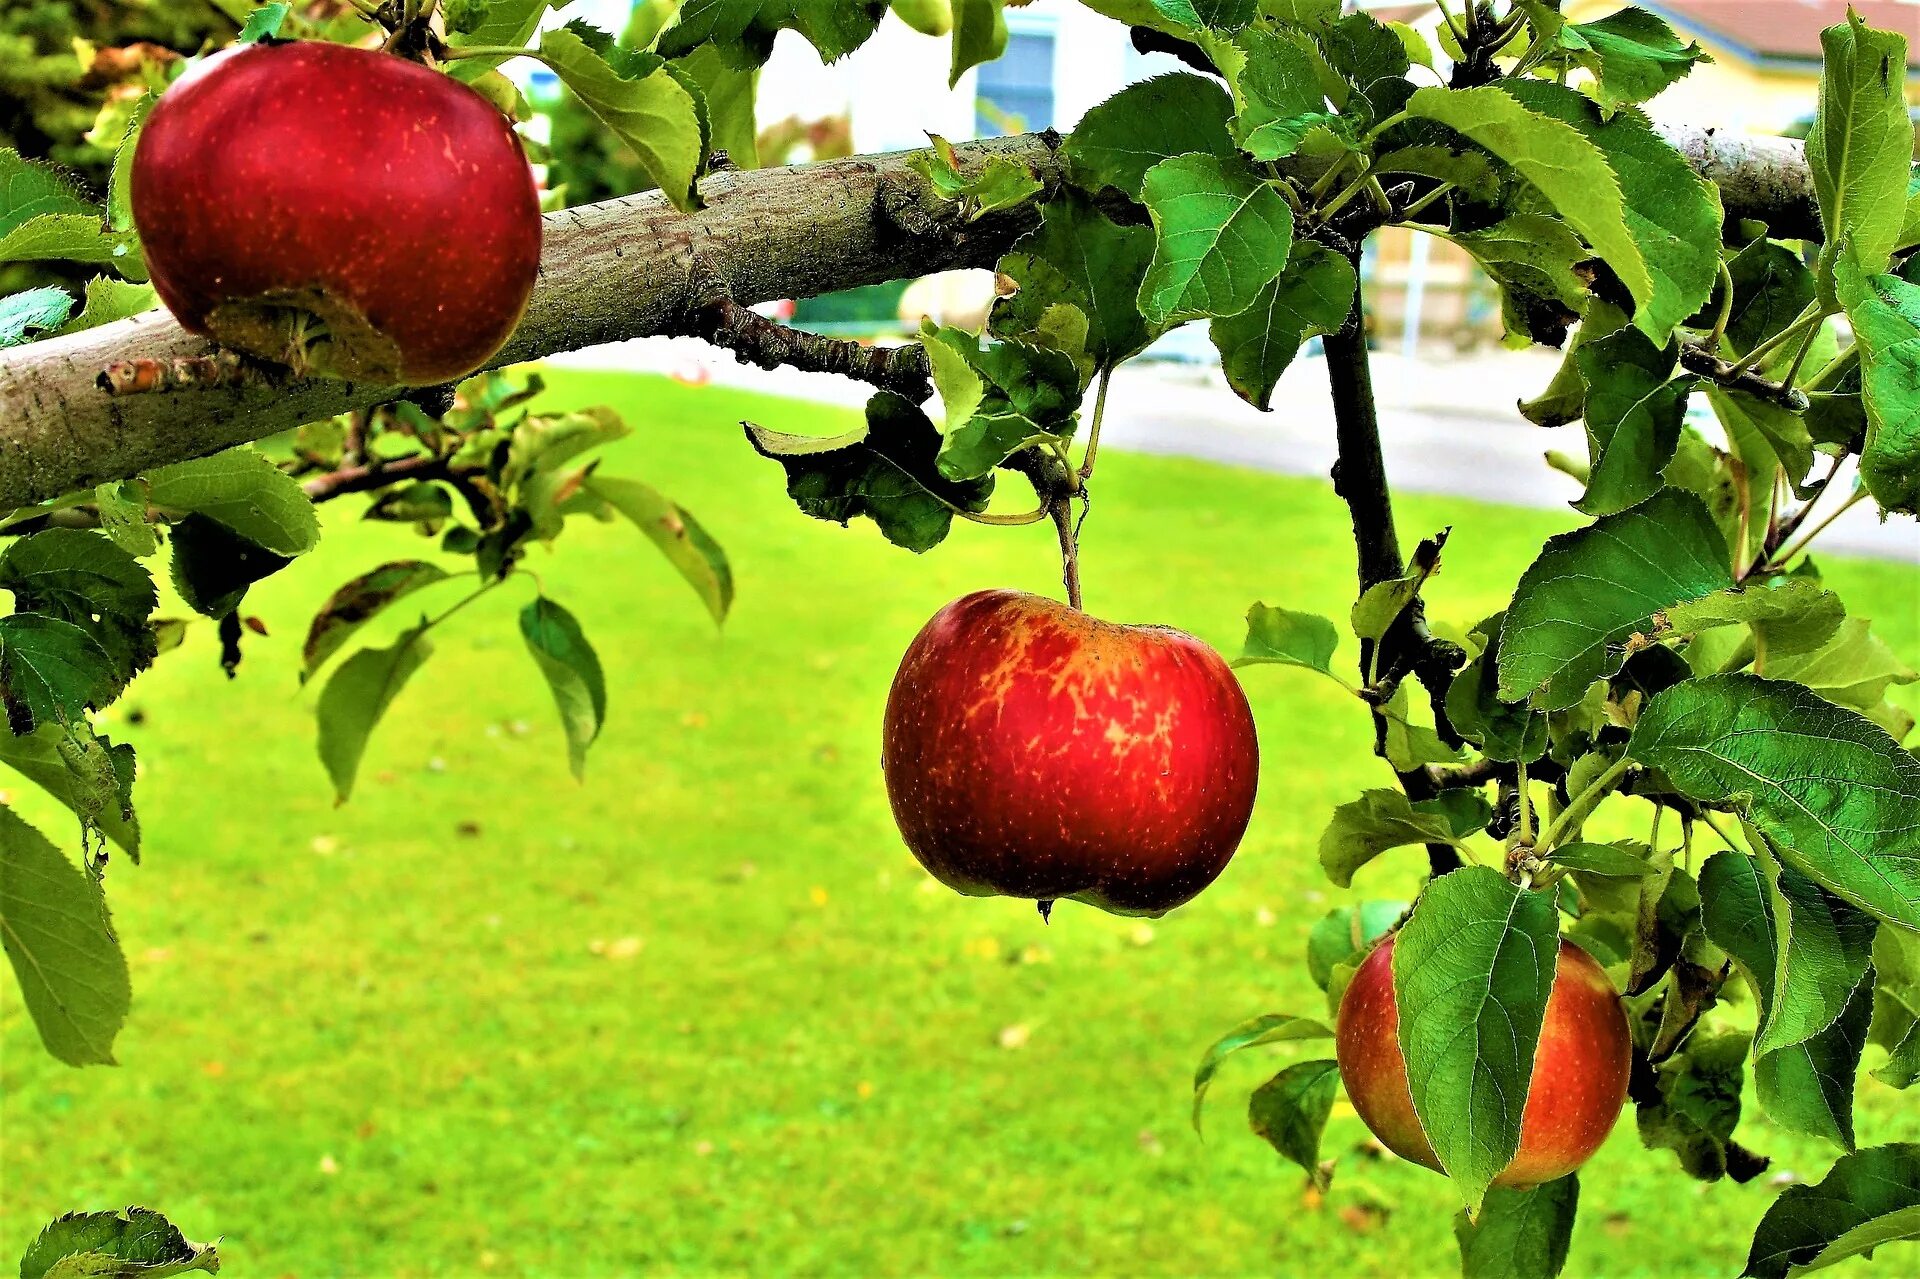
[1049,496,1083,611]
[1077,366,1113,487]
[1037,900,1053,924]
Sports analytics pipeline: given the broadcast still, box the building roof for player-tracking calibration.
[1650,0,1920,67]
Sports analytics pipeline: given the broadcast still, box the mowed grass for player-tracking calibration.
[3,369,1917,1279]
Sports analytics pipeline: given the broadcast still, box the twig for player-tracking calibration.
[1676,343,1809,410]
[679,267,934,402]
[301,452,452,502]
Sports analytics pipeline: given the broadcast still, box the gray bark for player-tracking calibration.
[0,125,1820,510]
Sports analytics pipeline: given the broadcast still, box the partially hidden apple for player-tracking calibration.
[131,41,541,386]
[1336,933,1631,1187]
[881,589,1259,917]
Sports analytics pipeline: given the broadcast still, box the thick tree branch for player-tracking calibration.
[1324,261,1470,876]
[0,133,1062,510]
[0,125,1817,510]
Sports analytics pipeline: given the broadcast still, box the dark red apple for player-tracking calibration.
[1336,933,1630,1187]
[131,41,541,385]
[880,589,1259,917]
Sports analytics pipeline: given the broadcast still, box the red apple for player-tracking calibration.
[880,589,1259,917]
[1336,933,1630,1187]
[131,41,541,385]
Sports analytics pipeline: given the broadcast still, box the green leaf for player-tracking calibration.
[922,322,987,436]
[674,42,760,168]
[1394,865,1560,1209]
[1708,387,1817,495]
[1755,961,1872,1149]
[446,0,559,80]
[1743,1143,1920,1279]
[1235,603,1338,675]
[1520,298,1628,427]
[950,0,1008,87]
[301,561,454,683]
[19,1207,217,1279]
[1064,74,1236,199]
[1435,214,1591,344]
[1559,9,1708,115]
[520,596,606,782]
[364,482,454,526]
[1448,612,1549,763]
[1725,238,1818,359]
[1768,616,1918,713]
[998,191,1157,368]
[1139,154,1293,325]
[238,3,291,41]
[1151,0,1254,29]
[1306,901,1405,991]
[0,287,74,348]
[539,22,707,211]
[1190,1012,1332,1132]
[1633,674,1920,932]
[1833,250,1920,513]
[1634,1029,1757,1182]
[1382,683,1470,772]
[1662,427,1772,569]
[1405,85,1650,329]
[1501,80,1721,346]
[1209,240,1354,410]
[1229,26,1338,161]
[1699,848,1876,1057]
[1373,144,1501,204]
[1454,1175,1579,1279]
[1549,842,1654,877]
[0,213,144,279]
[0,725,139,858]
[910,136,1040,220]
[1662,579,1845,664]
[0,615,115,735]
[925,332,1081,482]
[143,449,320,557]
[657,0,889,68]
[0,528,159,691]
[1808,13,1912,293]
[1572,327,1692,516]
[583,475,734,625]
[166,515,293,620]
[59,277,156,335]
[0,149,95,233]
[745,392,992,553]
[316,625,433,803]
[1247,1059,1340,1189]
[1318,788,1472,888]
[1498,488,1732,709]
[0,805,129,1066]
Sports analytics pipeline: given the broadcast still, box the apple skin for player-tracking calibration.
[1335,933,1631,1188]
[131,41,541,385]
[880,589,1259,917]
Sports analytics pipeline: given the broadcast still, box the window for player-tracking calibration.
[976,29,1056,136]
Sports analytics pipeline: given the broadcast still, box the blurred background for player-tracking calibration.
[1,2,1917,1276]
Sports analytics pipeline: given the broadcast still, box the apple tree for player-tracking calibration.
[2,2,1918,1276]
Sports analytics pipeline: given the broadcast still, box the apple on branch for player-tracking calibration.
[131,41,541,386]
[1336,934,1632,1187]
[881,589,1260,918]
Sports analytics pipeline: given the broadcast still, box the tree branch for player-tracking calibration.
[1324,260,1469,876]
[0,125,1818,509]
[676,286,933,401]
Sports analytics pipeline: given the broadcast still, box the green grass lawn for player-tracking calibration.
[3,369,1917,1278]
